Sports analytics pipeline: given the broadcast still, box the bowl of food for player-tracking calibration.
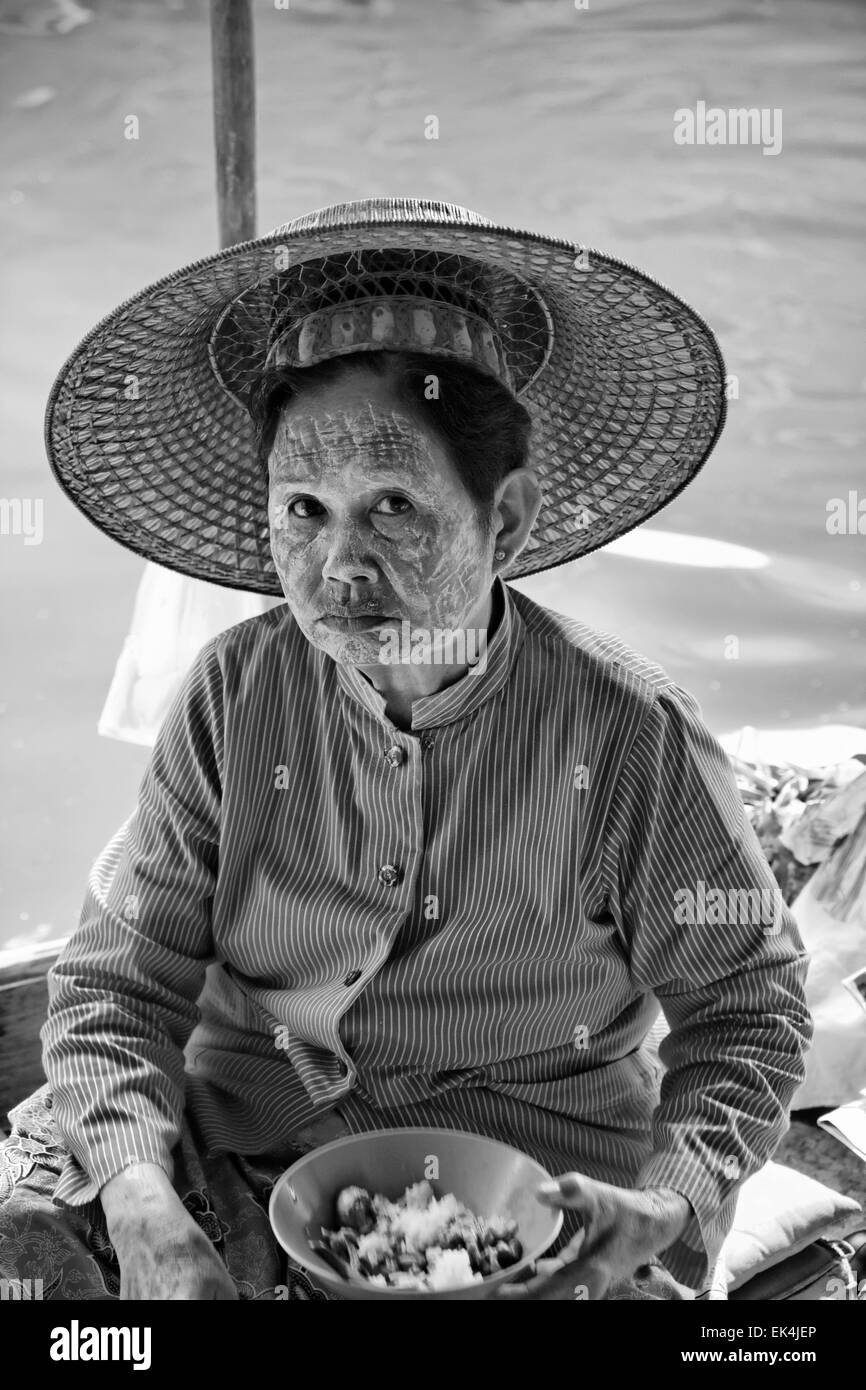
[268,1126,564,1300]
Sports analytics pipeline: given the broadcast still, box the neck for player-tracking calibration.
[358,581,503,728]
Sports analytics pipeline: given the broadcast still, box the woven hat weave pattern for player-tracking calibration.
[44,197,728,596]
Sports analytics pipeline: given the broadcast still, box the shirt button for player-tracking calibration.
[384,745,405,767]
[377,863,401,886]
[344,969,362,986]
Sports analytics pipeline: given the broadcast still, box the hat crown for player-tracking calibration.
[270,197,494,240]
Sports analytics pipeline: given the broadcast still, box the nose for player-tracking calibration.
[321,522,380,589]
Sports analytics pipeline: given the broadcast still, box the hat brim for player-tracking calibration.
[44,204,728,596]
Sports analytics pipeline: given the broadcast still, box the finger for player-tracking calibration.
[556,1228,586,1264]
[535,1172,596,1214]
[497,1255,565,1300]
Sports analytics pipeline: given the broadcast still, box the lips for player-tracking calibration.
[319,614,394,632]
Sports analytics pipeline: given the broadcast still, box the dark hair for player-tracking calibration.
[245,350,533,532]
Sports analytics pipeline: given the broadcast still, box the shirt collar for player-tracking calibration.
[333,575,524,731]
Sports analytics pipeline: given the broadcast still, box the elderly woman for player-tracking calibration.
[1,198,810,1301]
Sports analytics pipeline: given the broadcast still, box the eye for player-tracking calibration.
[277,494,412,523]
[287,497,324,519]
[373,495,412,517]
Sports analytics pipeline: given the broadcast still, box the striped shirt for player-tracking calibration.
[42,574,812,1288]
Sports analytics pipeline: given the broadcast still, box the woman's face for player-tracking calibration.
[266,367,497,667]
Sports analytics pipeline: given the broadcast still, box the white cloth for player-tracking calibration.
[98,563,285,748]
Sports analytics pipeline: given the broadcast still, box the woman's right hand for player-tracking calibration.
[101,1163,238,1300]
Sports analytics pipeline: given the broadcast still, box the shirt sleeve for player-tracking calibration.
[601,682,813,1290]
[40,640,224,1207]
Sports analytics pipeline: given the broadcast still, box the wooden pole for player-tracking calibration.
[210,0,257,250]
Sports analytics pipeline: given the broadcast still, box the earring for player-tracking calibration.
[494,548,506,561]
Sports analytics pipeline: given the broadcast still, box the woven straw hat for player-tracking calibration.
[44,197,728,595]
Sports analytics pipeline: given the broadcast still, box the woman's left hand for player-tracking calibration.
[494,1174,693,1301]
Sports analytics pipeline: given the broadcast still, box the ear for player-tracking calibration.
[491,468,543,561]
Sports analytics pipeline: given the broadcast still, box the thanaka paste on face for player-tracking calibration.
[267,395,493,671]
